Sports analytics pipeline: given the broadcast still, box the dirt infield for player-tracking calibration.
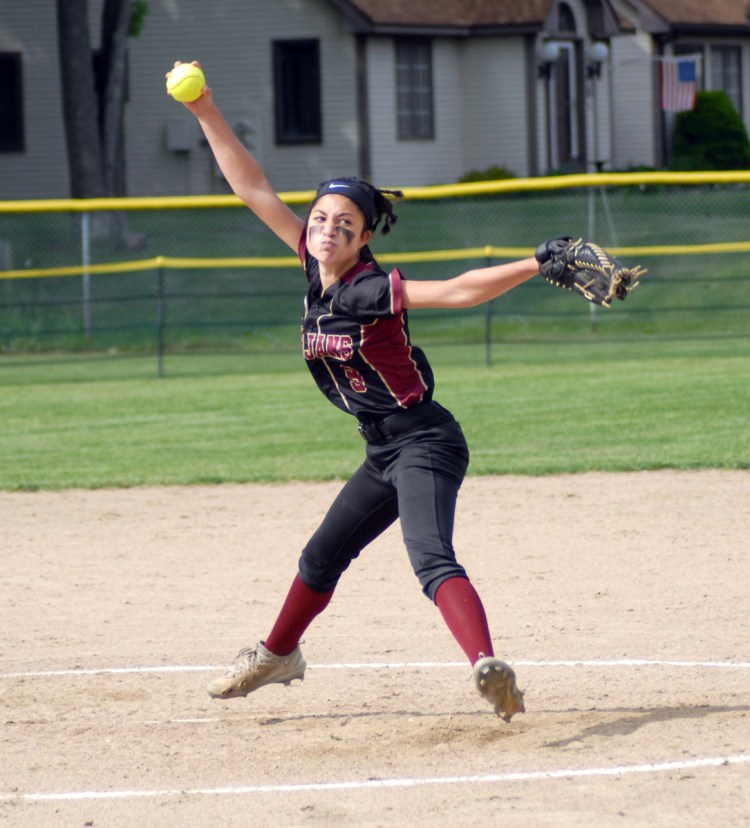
[1,471,749,826]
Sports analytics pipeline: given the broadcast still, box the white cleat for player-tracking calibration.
[207,641,306,699]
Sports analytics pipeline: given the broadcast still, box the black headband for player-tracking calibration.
[312,179,377,229]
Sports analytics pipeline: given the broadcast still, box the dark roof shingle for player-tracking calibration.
[642,0,748,25]
[342,0,553,28]
[340,0,749,29]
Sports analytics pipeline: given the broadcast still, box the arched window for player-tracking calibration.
[558,3,577,33]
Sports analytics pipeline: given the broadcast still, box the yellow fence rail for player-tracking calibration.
[3,170,750,280]
[3,169,750,214]
[4,240,750,282]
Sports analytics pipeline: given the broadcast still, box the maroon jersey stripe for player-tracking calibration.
[358,315,429,408]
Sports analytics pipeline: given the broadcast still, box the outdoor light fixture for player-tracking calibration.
[538,41,562,78]
[586,41,610,78]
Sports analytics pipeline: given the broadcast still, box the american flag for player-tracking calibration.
[661,58,698,112]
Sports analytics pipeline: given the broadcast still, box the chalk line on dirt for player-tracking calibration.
[2,658,750,679]
[0,754,748,803]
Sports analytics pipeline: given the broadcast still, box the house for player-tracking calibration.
[609,0,750,169]
[1,0,749,200]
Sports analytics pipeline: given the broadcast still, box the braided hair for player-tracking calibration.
[362,180,404,236]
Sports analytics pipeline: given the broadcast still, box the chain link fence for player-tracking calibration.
[2,173,750,374]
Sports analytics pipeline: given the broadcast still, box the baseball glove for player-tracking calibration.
[535,236,646,308]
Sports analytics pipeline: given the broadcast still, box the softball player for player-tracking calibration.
[181,64,534,721]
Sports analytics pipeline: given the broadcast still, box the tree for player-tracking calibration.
[56,0,148,199]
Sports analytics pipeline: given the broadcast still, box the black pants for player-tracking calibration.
[298,402,470,602]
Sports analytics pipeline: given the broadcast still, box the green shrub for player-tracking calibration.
[458,165,517,183]
[671,91,750,170]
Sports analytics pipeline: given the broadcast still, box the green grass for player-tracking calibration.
[1,338,747,490]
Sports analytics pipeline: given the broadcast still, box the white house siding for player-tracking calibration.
[125,0,279,198]
[585,66,612,170]
[609,33,657,169]
[0,2,69,199]
[738,42,750,122]
[364,38,396,185]
[534,69,548,174]
[459,37,530,179]
[124,0,360,196]
[367,37,466,188]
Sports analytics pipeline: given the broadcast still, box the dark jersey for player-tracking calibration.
[298,236,434,420]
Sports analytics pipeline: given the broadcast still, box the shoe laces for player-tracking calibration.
[226,646,258,676]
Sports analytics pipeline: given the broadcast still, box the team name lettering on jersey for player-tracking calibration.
[303,332,354,361]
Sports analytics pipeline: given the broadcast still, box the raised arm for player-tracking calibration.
[177,64,305,252]
[401,257,539,309]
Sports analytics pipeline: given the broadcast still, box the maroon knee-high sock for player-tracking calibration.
[435,576,494,664]
[264,574,334,656]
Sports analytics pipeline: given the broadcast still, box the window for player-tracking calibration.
[273,40,321,144]
[711,45,742,115]
[558,3,577,33]
[0,53,24,153]
[396,38,434,140]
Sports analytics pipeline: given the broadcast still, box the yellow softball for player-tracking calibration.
[166,63,206,103]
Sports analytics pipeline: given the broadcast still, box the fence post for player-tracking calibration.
[587,188,598,333]
[156,256,165,378]
[81,211,91,339]
[484,246,493,366]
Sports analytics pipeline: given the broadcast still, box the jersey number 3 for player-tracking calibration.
[343,366,367,393]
